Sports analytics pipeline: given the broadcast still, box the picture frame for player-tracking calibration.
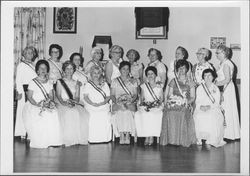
[53,7,77,33]
[230,43,241,50]
[135,7,169,39]
[210,37,226,49]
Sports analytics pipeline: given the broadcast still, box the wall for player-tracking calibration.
[45,7,241,78]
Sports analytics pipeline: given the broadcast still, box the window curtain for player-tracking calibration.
[14,7,46,81]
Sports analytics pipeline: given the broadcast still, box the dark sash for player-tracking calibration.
[58,79,73,100]
[23,84,29,102]
[33,78,49,100]
[22,61,35,71]
[117,77,132,96]
[88,80,106,100]
[145,82,159,101]
[48,59,63,77]
[201,83,215,104]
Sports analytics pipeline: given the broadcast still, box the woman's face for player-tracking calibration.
[91,69,101,80]
[92,49,102,61]
[64,64,74,77]
[215,49,225,61]
[51,48,60,60]
[196,49,206,63]
[72,55,81,68]
[120,65,130,77]
[177,65,187,75]
[37,63,48,77]
[203,72,214,84]
[127,51,136,63]
[25,49,34,62]
[111,49,122,60]
[149,50,158,62]
[147,70,156,81]
[175,48,184,60]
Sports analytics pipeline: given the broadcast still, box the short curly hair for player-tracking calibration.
[202,68,217,82]
[62,60,76,73]
[176,46,189,60]
[109,45,124,59]
[22,46,38,62]
[217,45,231,59]
[35,59,50,73]
[147,48,162,61]
[49,44,63,60]
[126,49,140,62]
[175,59,189,72]
[69,52,84,67]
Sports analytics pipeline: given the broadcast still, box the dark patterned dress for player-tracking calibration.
[160,78,197,147]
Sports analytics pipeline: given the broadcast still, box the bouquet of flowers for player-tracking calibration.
[140,100,161,112]
[39,99,56,115]
[166,95,187,110]
[117,94,132,109]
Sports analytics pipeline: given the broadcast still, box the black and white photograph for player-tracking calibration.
[1,1,249,175]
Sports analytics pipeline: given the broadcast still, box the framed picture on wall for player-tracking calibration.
[210,37,226,49]
[53,7,77,33]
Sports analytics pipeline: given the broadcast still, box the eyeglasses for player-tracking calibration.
[215,51,222,55]
[196,52,205,56]
[112,51,121,54]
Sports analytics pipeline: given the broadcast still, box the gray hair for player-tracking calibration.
[90,46,103,58]
[22,46,38,62]
[109,45,124,59]
[90,65,102,77]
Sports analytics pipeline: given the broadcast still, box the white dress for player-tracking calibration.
[47,59,63,84]
[15,62,37,137]
[193,84,226,147]
[134,83,163,137]
[110,61,121,81]
[22,79,62,148]
[72,68,88,102]
[83,82,112,143]
[57,79,89,146]
[216,59,240,140]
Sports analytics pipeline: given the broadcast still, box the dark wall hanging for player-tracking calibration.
[53,7,77,33]
[135,7,169,39]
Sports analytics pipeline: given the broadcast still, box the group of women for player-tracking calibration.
[14,43,240,148]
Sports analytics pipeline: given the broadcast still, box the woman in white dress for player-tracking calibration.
[111,61,138,145]
[135,66,164,145]
[23,60,62,148]
[56,61,89,146]
[85,46,104,79]
[215,45,240,140]
[193,48,214,86]
[70,52,88,102]
[15,46,38,139]
[105,45,124,86]
[193,68,226,147]
[83,65,112,143]
[47,44,63,87]
[126,49,144,85]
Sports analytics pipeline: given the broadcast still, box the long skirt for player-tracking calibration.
[222,82,240,140]
[194,108,226,147]
[15,96,26,137]
[22,102,62,148]
[111,110,136,137]
[57,105,89,146]
[160,107,197,147]
[86,105,112,143]
[134,106,163,137]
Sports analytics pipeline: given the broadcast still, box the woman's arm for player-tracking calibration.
[139,64,144,84]
[56,80,70,106]
[74,81,80,103]
[187,86,196,105]
[215,64,231,86]
[27,90,42,107]
[105,61,113,85]
[83,94,99,107]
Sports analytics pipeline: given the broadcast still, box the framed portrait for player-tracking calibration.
[53,7,77,33]
[135,7,169,39]
[210,37,226,49]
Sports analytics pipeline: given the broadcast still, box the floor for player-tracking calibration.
[14,138,240,173]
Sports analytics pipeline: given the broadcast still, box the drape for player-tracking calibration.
[14,7,46,83]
